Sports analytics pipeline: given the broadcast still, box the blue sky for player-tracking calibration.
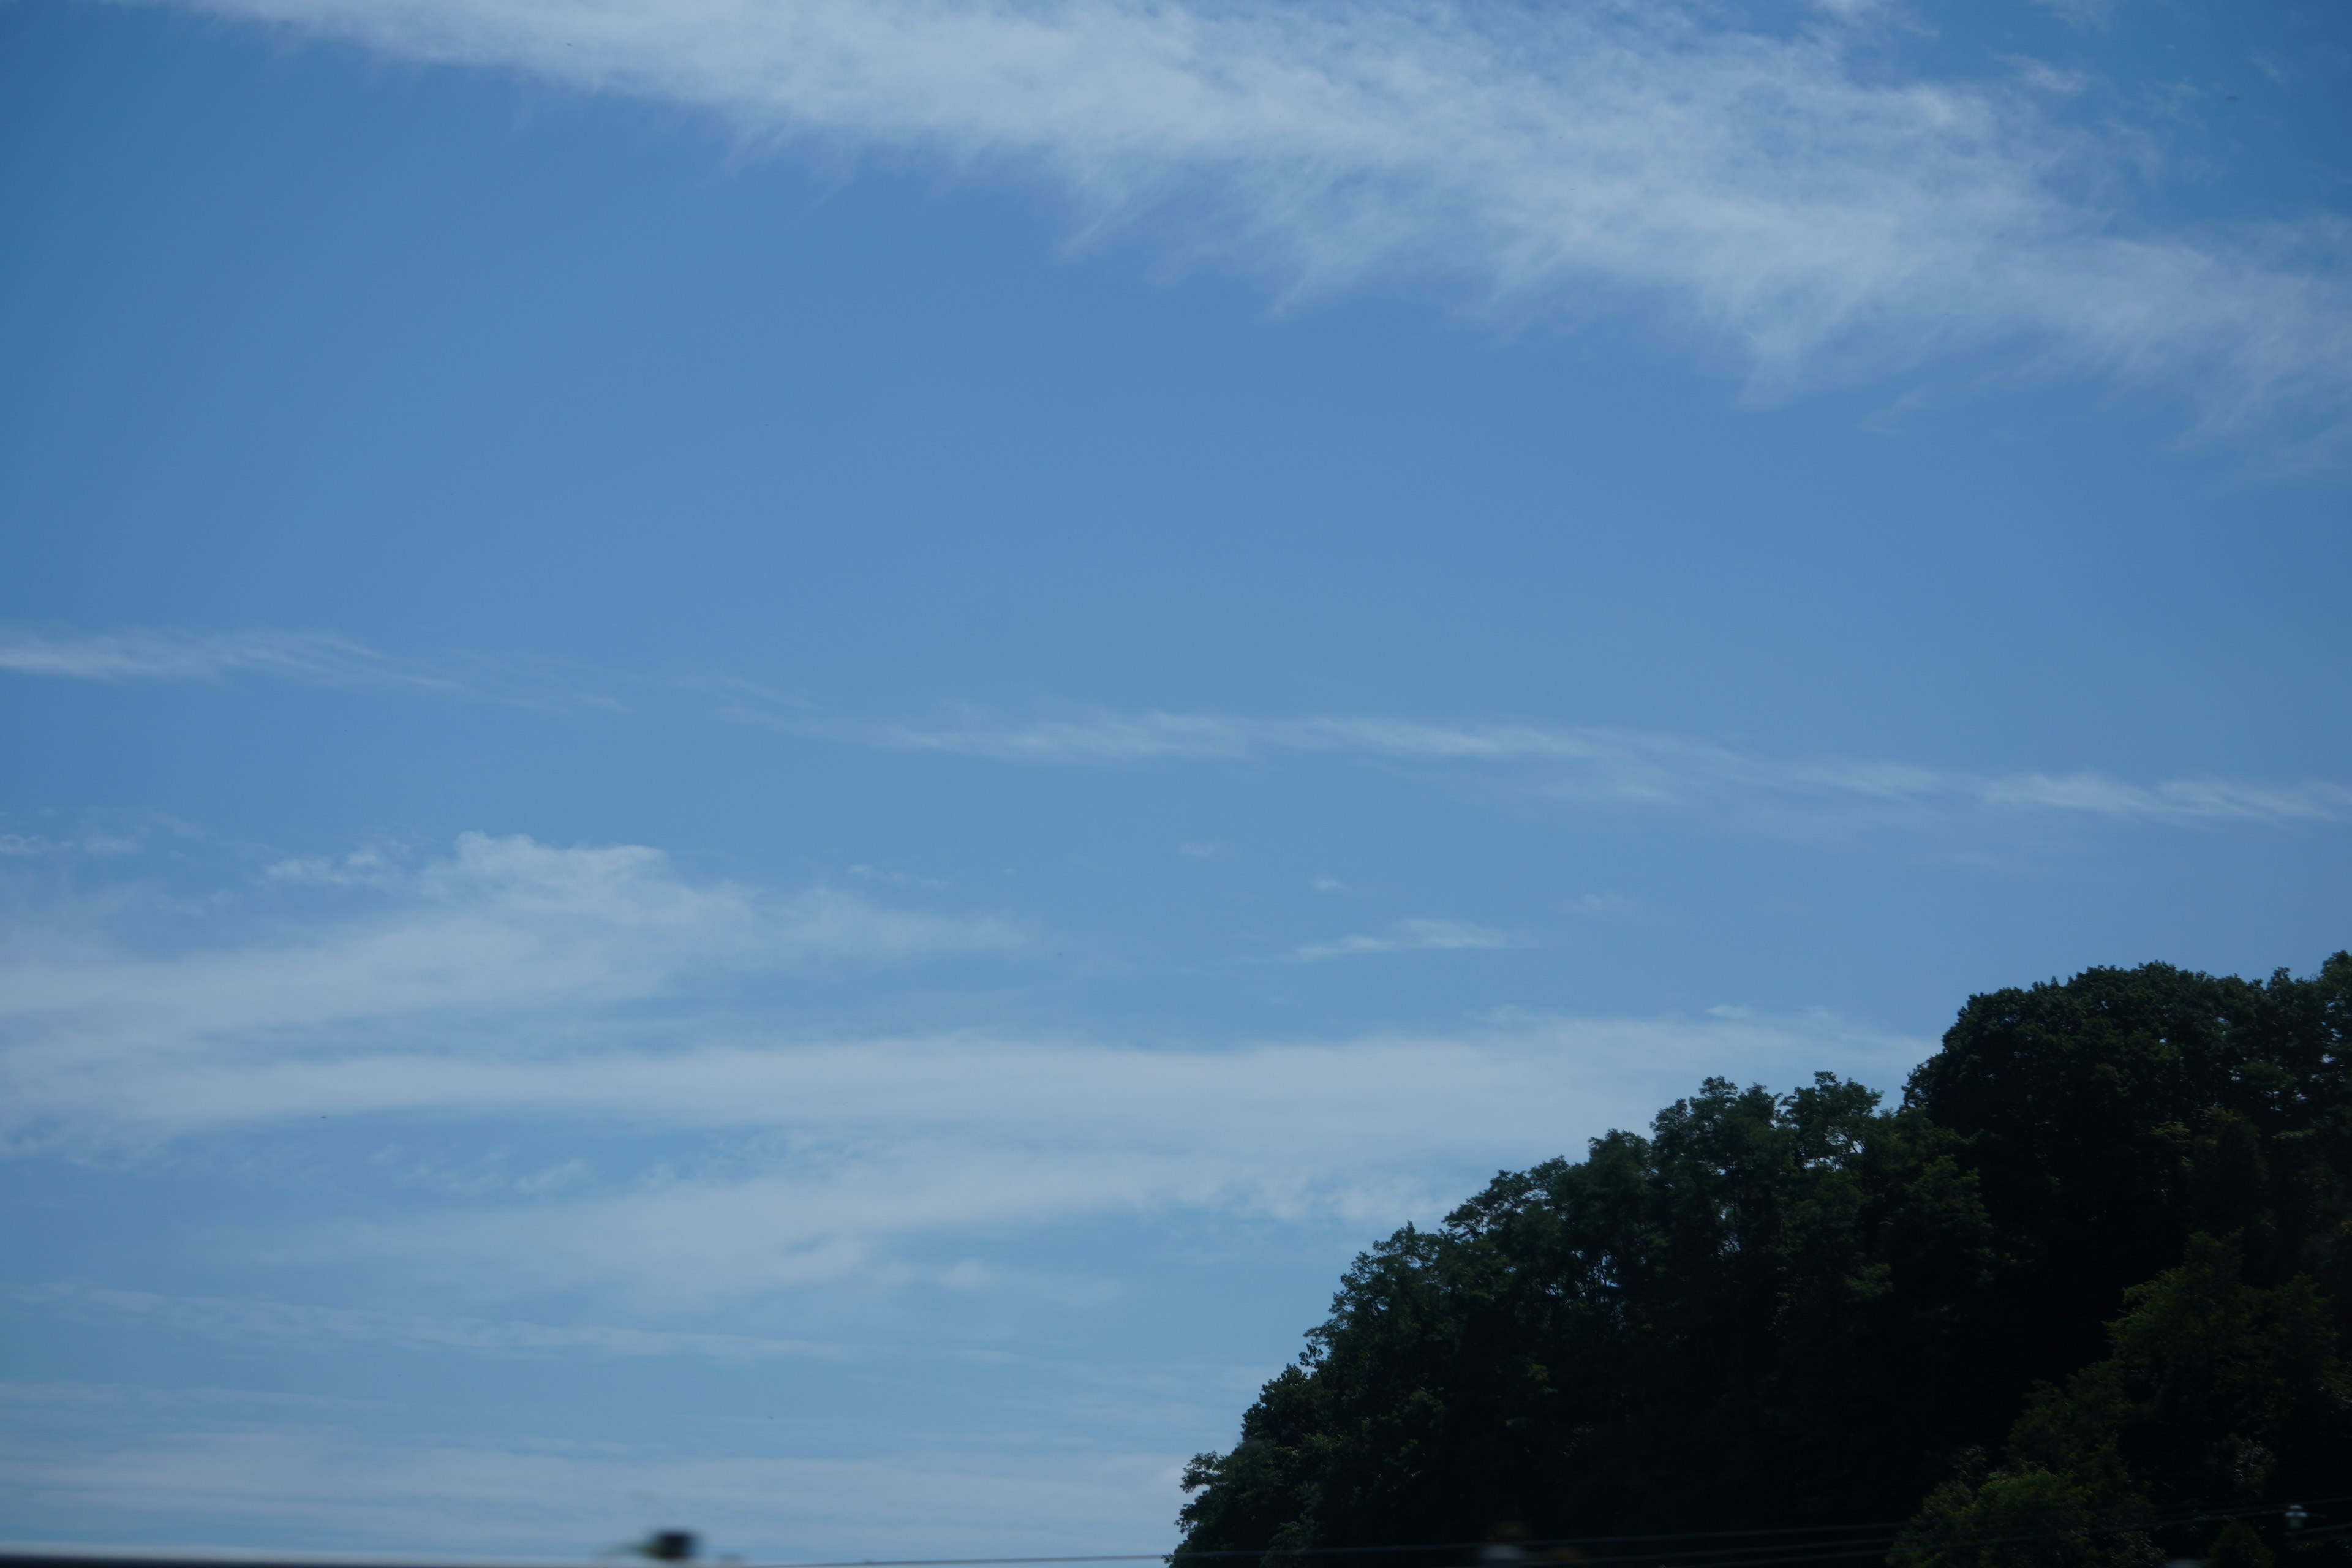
[2,0,2348,1555]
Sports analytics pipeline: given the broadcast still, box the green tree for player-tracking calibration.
[1896,1235,2346,1568]
[1175,956,2352,1567]
[2209,1520,2275,1568]
[1177,1074,2007,1553]
[1894,1465,2156,1568]
[1905,956,2352,1381]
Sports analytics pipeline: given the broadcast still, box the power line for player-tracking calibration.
[733,1497,2345,1568]
[6,1498,2334,1568]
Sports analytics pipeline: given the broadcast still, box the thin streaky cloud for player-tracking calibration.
[0,832,143,858]
[158,0,2352,439]
[799,705,2352,827]
[0,628,402,685]
[7,628,2345,827]
[1292,918,1515,962]
[13,1006,1926,1298]
[16,1283,850,1363]
[0,831,1021,1129]
[0,1420,1182,1557]
[0,1381,391,1415]
[0,838,1928,1303]
[0,626,625,714]
[268,1001,1920,1307]
[1977,772,2352,823]
[2026,0,2120,30]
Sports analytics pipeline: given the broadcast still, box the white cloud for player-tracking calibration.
[16,1283,849,1362]
[2026,0,2119,31]
[0,625,622,712]
[146,0,2352,438]
[1973,771,2352,822]
[0,831,1022,1152]
[0,826,1929,1305]
[9,630,2346,829]
[802,704,2352,826]
[0,831,143,858]
[1292,918,1514,961]
[26,1019,1896,1148]
[7,1012,1926,1308]
[0,627,385,684]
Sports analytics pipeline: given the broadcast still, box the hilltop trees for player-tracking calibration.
[1174,956,2352,1567]
[1896,1234,2346,1568]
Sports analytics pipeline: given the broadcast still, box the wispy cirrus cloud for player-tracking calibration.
[51,1008,1918,1306]
[790,704,2352,827]
[0,829,1923,1305]
[149,0,2352,440]
[0,831,1023,1154]
[0,830,144,858]
[11,626,2347,828]
[1292,918,1515,962]
[0,1403,1185,1557]
[17,1283,848,1363]
[0,627,388,685]
[1974,771,2352,822]
[0,625,624,713]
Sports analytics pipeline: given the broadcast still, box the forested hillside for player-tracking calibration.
[1173,957,2352,1568]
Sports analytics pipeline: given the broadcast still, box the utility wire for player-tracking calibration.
[744,1496,2346,1568]
[7,1498,2334,1568]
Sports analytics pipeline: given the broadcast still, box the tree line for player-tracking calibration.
[1173,956,2352,1568]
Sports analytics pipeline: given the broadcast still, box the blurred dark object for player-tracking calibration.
[1476,1521,1528,1566]
[641,1532,698,1562]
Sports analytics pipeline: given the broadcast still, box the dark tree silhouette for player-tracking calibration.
[1175,956,2352,1568]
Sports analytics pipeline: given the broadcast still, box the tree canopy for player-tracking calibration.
[1174,956,2352,1568]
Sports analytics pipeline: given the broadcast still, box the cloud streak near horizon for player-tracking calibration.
[142,0,2352,440]
[0,831,1928,1306]
[0,1387,1186,1556]
[17,1283,853,1363]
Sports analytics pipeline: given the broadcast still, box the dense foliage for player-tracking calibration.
[1174,957,2352,1567]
